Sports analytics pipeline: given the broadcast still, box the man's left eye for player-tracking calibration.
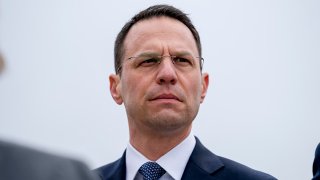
[173,57,192,65]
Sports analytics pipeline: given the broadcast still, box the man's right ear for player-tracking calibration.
[109,74,123,105]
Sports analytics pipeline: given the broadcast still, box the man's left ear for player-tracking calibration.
[200,73,209,103]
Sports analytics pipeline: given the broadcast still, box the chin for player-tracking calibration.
[146,113,192,132]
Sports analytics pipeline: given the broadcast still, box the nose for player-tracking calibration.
[156,56,177,85]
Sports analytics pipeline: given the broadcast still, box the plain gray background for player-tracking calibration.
[1,0,319,179]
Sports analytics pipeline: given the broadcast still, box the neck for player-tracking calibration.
[129,126,191,161]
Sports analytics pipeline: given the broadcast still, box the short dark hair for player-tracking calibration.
[114,4,202,74]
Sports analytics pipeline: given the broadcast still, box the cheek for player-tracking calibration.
[183,75,202,98]
[192,84,203,103]
[121,75,147,102]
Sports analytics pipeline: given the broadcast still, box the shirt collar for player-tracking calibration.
[125,132,196,180]
[126,141,149,180]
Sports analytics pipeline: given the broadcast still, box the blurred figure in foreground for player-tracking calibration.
[0,140,98,180]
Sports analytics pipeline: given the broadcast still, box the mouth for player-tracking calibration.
[151,94,182,102]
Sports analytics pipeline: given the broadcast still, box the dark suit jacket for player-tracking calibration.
[95,137,276,180]
[313,143,320,180]
[0,140,98,180]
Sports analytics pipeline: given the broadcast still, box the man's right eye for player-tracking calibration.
[139,58,160,67]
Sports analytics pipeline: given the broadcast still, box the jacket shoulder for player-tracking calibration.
[185,137,277,180]
[0,140,97,180]
[216,156,277,180]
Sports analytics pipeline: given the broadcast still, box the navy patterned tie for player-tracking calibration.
[138,162,166,180]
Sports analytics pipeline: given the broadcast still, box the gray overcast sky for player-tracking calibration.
[1,1,319,179]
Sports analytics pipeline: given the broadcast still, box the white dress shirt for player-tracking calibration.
[125,133,196,180]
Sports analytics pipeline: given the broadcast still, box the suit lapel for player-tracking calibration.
[99,151,126,180]
[181,137,224,180]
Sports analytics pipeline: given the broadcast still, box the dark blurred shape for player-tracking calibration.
[313,143,320,180]
[0,53,4,75]
[0,140,99,180]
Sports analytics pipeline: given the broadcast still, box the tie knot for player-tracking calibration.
[138,162,166,180]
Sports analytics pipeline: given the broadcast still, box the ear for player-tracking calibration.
[200,73,209,103]
[109,74,123,105]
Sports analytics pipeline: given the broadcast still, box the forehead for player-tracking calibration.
[123,16,198,56]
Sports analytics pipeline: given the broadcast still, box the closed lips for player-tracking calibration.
[152,94,182,102]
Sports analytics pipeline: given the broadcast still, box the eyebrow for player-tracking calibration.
[173,51,192,56]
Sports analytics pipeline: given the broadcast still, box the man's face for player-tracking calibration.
[110,16,209,134]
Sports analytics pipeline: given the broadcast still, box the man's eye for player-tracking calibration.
[173,57,192,65]
[139,58,160,66]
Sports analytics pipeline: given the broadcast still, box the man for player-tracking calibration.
[0,140,98,180]
[313,143,320,180]
[96,4,276,180]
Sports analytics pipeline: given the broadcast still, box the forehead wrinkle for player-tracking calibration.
[125,42,164,58]
[124,29,163,56]
[129,39,195,56]
[168,49,194,56]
